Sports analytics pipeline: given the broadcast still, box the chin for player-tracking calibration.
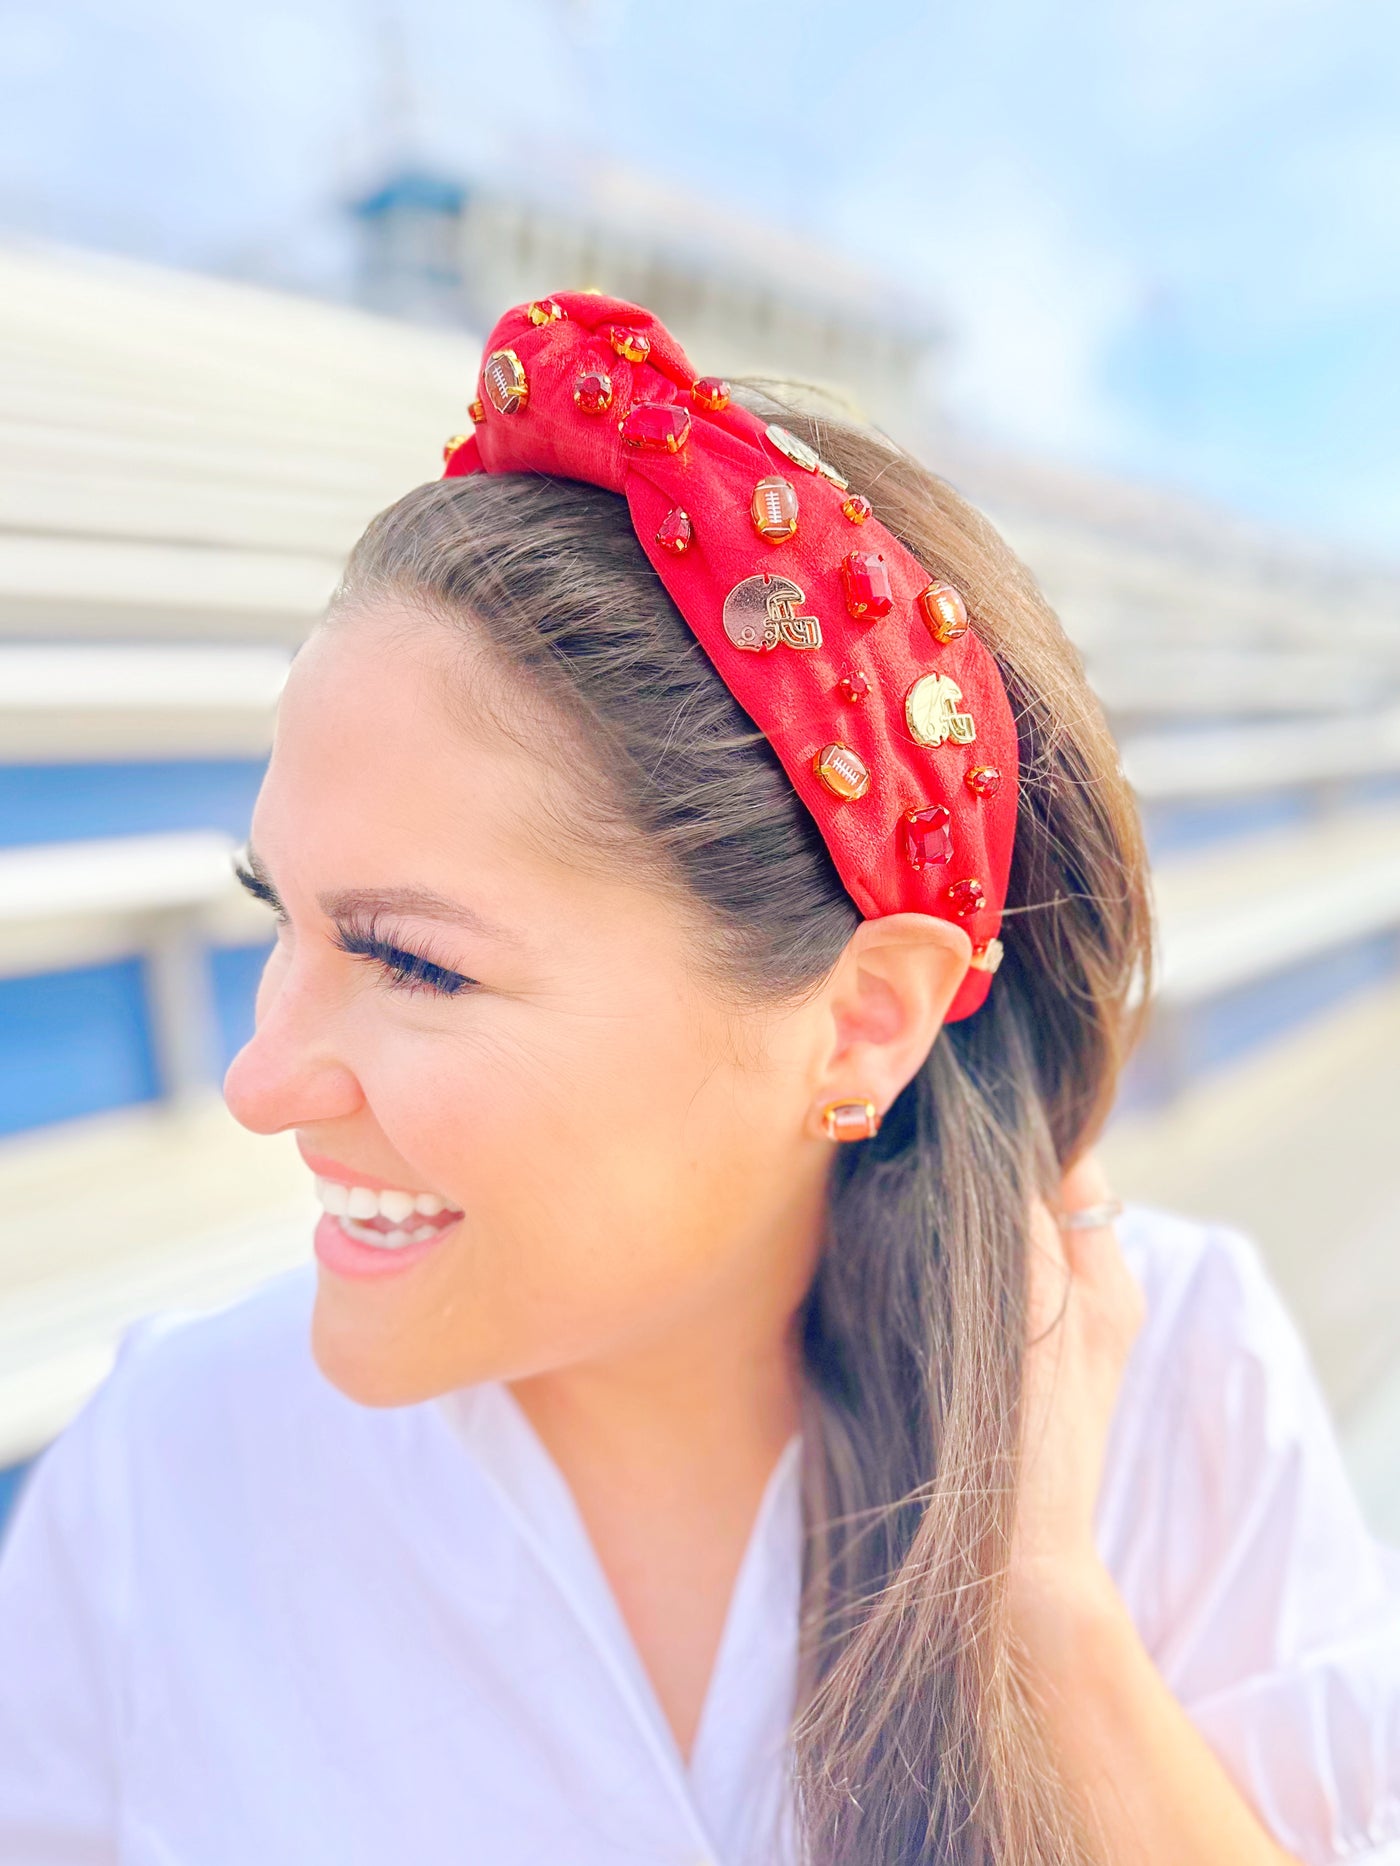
[308,1279,446,1409]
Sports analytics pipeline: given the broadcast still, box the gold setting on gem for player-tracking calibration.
[822,1099,881,1142]
[969,938,1005,974]
[442,434,470,462]
[813,741,872,801]
[482,349,529,416]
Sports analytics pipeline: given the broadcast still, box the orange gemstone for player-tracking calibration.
[842,494,872,525]
[619,402,691,453]
[573,369,613,414]
[483,348,528,416]
[468,398,486,423]
[655,508,692,555]
[442,433,470,462]
[813,742,871,800]
[528,298,565,325]
[965,765,1002,798]
[609,327,651,363]
[840,552,894,620]
[751,476,799,542]
[692,376,731,411]
[919,581,970,643]
[837,671,870,703]
[900,806,952,870]
[947,877,986,917]
[969,938,1005,974]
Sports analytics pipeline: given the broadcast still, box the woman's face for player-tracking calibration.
[222,606,834,1406]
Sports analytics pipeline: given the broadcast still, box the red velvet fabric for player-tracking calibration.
[443,292,1018,1021]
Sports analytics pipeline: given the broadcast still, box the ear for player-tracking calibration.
[808,912,972,1138]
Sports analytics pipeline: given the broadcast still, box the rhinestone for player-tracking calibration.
[442,434,471,462]
[919,581,970,644]
[899,806,953,871]
[573,369,613,414]
[965,765,1002,798]
[468,399,486,423]
[837,671,870,703]
[842,494,872,525]
[947,877,986,918]
[608,327,651,363]
[619,402,691,453]
[527,298,565,325]
[840,552,893,621]
[655,508,692,555]
[813,742,871,801]
[482,348,528,416]
[969,938,1004,974]
[692,376,731,411]
[751,476,799,543]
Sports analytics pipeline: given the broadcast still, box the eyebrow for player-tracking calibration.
[236,843,530,950]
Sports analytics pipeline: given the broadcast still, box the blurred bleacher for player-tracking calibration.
[2,236,1398,1535]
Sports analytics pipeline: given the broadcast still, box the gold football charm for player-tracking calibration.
[905,673,977,748]
[813,742,872,801]
[482,348,529,416]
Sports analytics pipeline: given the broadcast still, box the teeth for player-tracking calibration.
[414,1192,445,1216]
[339,1216,428,1250]
[313,1176,460,1224]
[378,1189,415,1223]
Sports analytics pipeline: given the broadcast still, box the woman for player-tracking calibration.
[0,292,1396,1866]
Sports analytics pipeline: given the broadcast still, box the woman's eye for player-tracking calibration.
[330,923,476,999]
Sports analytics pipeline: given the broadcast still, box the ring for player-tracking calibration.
[1058,1198,1123,1232]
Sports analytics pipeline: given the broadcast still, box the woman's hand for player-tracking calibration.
[1010,1151,1145,1628]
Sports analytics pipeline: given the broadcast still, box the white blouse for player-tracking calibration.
[0,1205,1397,1866]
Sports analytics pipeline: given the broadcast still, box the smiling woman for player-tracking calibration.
[0,294,1397,1866]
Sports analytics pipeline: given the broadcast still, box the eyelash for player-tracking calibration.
[232,864,477,1000]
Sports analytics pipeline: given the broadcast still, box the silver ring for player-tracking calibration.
[1058,1197,1123,1232]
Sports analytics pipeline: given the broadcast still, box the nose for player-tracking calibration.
[222,945,364,1137]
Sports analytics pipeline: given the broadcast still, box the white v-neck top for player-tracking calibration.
[1,1205,1398,1866]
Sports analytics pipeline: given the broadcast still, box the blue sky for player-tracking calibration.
[2,0,1396,559]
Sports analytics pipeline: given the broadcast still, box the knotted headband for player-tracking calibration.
[441,291,1017,1020]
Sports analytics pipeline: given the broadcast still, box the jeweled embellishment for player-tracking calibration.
[899,805,953,871]
[619,402,691,453]
[573,369,613,414]
[919,581,970,644]
[842,493,872,525]
[905,673,977,748]
[815,458,850,492]
[722,574,822,652]
[442,433,470,462]
[751,476,799,542]
[969,938,1004,973]
[766,423,823,473]
[947,878,986,918]
[468,398,486,423]
[692,376,731,411]
[838,671,870,702]
[813,742,871,801]
[608,327,651,363]
[965,765,1001,797]
[655,508,692,555]
[483,348,528,416]
[528,298,565,325]
[841,552,894,620]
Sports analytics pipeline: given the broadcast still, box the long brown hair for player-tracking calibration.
[330,391,1152,1865]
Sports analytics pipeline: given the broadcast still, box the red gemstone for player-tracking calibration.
[609,327,650,363]
[947,877,986,917]
[655,507,692,555]
[692,376,731,411]
[841,552,894,621]
[899,806,953,871]
[965,765,1002,798]
[573,369,613,414]
[619,402,691,453]
[838,671,870,703]
[841,493,872,525]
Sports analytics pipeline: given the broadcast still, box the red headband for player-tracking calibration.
[440,291,1017,1020]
